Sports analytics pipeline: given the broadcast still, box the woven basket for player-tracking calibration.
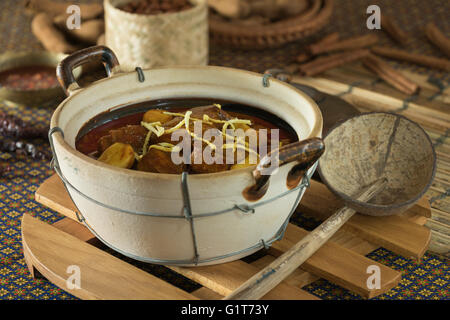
[104,0,208,71]
[209,0,334,49]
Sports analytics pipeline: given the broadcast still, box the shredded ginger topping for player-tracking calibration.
[138,105,259,159]
[149,142,181,153]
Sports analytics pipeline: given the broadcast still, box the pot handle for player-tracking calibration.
[56,45,121,96]
[242,138,325,202]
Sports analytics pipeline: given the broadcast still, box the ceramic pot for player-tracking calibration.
[50,46,323,266]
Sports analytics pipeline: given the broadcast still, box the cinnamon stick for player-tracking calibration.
[371,46,450,71]
[308,34,379,55]
[317,32,341,45]
[425,23,450,58]
[297,32,340,63]
[59,19,105,45]
[31,13,79,53]
[362,54,419,95]
[298,49,370,76]
[381,14,408,46]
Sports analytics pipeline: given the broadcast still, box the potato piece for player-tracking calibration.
[233,123,251,131]
[137,148,185,174]
[98,143,135,169]
[143,109,173,124]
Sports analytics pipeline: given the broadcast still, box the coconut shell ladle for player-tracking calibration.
[225,112,436,300]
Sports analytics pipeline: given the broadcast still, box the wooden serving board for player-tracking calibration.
[24,174,432,300]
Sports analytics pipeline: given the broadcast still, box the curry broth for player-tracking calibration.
[75,99,298,173]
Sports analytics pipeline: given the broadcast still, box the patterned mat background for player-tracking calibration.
[0,0,448,300]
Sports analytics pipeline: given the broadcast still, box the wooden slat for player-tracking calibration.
[330,231,379,254]
[298,180,431,260]
[35,174,79,222]
[170,262,319,300]
[403,197,432,218]
[22,213,196,300]
[344,214,431,260]
[269,224,402,299]
[52,218,97,244]
[191,287,223,300]
[251,255,320,288]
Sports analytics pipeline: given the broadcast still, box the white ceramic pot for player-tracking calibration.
[51,46,323,266]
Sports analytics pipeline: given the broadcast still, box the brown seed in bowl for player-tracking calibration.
[118,0,193,15]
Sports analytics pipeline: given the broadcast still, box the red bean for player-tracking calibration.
[118,0,192,15]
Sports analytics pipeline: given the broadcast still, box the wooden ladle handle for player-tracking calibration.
[228,178,387,300]
[242,138,324,201]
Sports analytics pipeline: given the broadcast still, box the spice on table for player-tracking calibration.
[371,46,450,71]
[0,139,50,160]
[425,23,450,58]
[298,49,370,76]
[118,0,193,14]
[296,32,340,63]
[362,54,419,95]
[0,66,59,91]
[0,111,48,140]
[381,14,408,46]
[0,163,12,177]
[308,34,379,55]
